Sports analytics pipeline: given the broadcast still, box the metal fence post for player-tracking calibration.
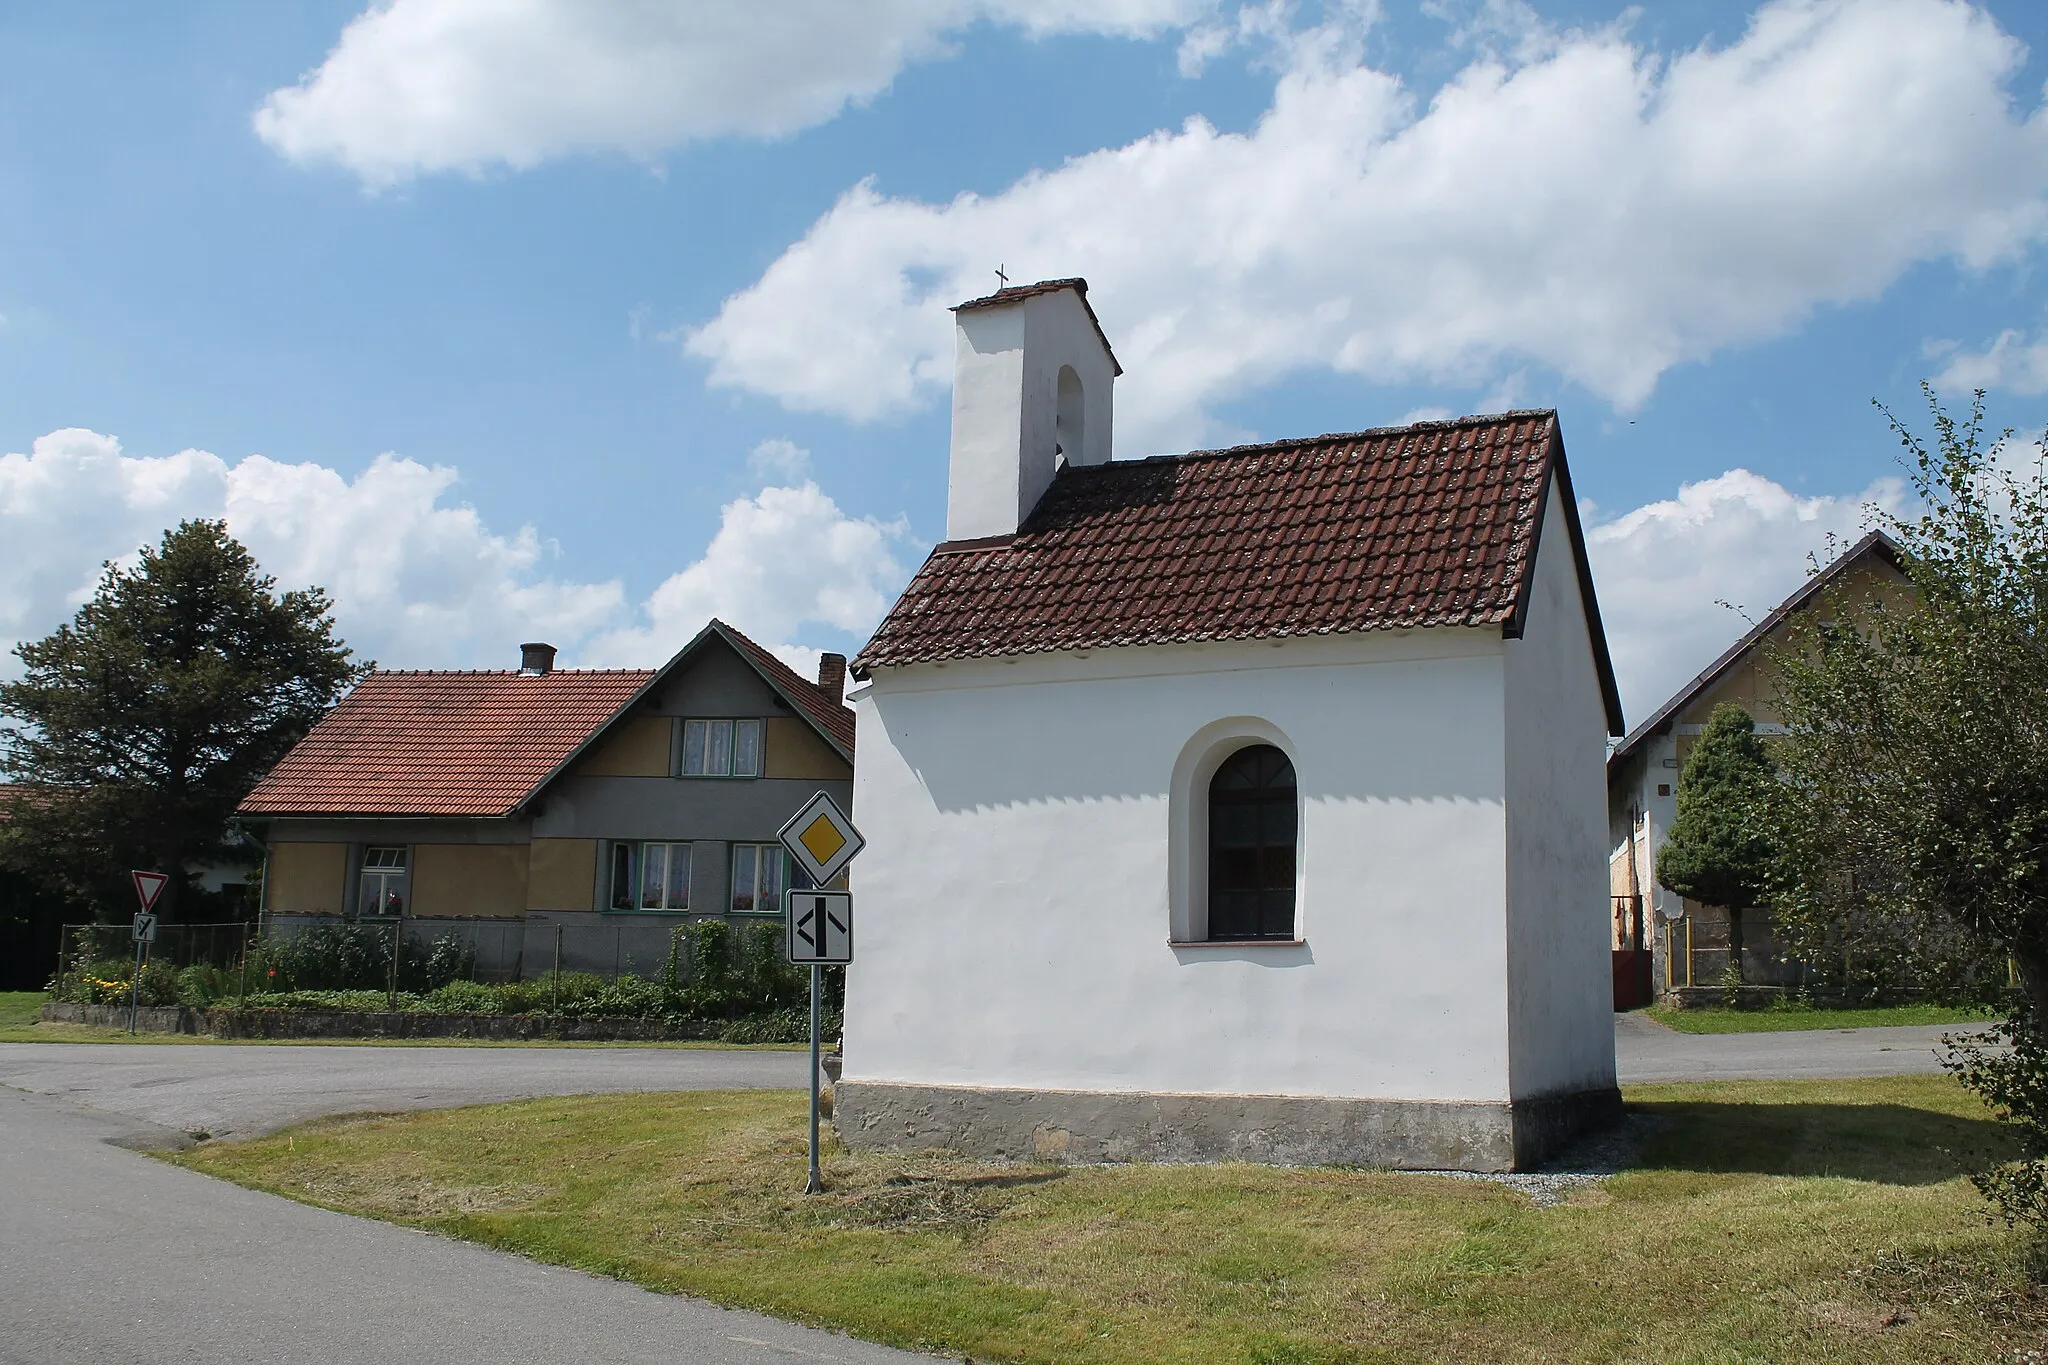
[552,924,562,1012]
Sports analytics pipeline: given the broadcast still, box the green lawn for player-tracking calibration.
[0,992,46,1028]
[1643,1002,2005,1034]
[175,1076,2047,1364]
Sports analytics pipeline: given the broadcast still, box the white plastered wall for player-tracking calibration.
[843,629,1516,1104]
[1501,480,1621,1099]
[945,288,1116,541]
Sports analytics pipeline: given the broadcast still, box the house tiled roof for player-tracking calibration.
[238,618,858,820]
[855,410,1621,732]
[718,622,856,756]
[238,669,654,818]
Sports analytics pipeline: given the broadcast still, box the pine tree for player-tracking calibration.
[0,521,365,921]
[1656,703,1779,982]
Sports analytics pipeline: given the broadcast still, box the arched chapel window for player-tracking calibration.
[1208,744,1297,940]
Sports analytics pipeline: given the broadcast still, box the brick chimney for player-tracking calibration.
[519,642,557,675]
[817,652,847,705]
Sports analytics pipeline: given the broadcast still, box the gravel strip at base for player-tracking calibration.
[1396,1113,1667,1207]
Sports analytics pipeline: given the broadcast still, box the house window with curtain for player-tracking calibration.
[731,844,813,914]
[679,719,763,777]
[358,846,408,918]
[607,841,692,912]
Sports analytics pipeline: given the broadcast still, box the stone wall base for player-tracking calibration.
[833,1080,1622,1173]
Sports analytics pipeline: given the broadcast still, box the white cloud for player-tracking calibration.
[584,482,912,666]
[690,0,2048,453]
[1930,326,2048,396]
[1583,467,1909,726]
[0,429,908,679]
[255,0,1212,186]
[745,438,812,484]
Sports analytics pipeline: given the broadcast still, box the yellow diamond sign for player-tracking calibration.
[777,791,865,887]
[798,814,846,866]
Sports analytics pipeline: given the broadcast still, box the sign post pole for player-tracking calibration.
[807,963,824,1194]
[127,871,168,1035]
[777,792,863,1196]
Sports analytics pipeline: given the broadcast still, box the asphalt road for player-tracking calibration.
[0,1015,1984,1144]
[1613,1012,1994,1083]
[0,1086,928,1365]
[0,1041,811,1141]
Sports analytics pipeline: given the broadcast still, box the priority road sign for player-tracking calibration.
[131,870,169,913]
[785,889,852,965]
[776,791,865,887]
[132,912,158,944]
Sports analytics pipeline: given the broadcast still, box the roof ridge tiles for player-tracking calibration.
[1069,409,1555,472]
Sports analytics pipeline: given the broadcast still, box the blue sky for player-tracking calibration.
[6,0,2048,722]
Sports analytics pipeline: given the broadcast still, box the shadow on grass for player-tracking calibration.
[1632,1101,2020,1185]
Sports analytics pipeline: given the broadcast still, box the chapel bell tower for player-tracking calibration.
[945,277,1120,542]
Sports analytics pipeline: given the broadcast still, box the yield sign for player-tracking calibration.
[131,870,169,914]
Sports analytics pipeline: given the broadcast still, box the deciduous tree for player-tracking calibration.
[1769,386,2048,1225]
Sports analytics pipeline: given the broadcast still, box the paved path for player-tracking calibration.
[0,1087,927,1365]
[0,1041,810,1141]
[1613,1012,1997,1083]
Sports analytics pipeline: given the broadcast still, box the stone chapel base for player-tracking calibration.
[833,1080,1624,1173]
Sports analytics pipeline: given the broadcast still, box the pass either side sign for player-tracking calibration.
[785,890,852,965]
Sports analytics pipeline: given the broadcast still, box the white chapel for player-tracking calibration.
[837,278,1624,1172]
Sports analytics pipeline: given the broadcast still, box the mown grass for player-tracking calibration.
[1643,1002,2004,1034]
[175,1075,2048,1364]
[0,992,46,1028]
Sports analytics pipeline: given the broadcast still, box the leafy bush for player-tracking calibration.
[247,923,474,994]
[50,914,848,1035]
[49,950,179,1005]
[239,989,416,1012]
[174,963,241,1005]
[1946,998,2048,1230]
[715,1007,838,1044]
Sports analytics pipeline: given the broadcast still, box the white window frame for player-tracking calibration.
[358,845,409,919]
[679,718,764,778]
[606,840,693,913]
[731,843,805,915]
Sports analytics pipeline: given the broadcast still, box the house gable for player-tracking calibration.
[528,621,851,806]
[1608,530,1908,772]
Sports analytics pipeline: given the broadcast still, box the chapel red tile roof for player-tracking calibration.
[855,409,1624,733]
[951,277,1123,375]
[954,277,1091,311]
[238,669,654,818]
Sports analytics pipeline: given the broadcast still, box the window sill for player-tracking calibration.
[1168,938,1307,948]
[602,908,694,917]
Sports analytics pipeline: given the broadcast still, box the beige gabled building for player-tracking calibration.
[1606,530,1909,999]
